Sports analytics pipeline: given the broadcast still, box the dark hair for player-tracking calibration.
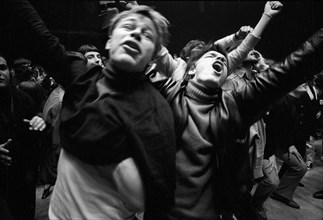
[12,57,33,82]
[108,5,170,58]
[0,52,8,65]
[13,57,31,67]
[179,40,205,62]
[184,42,228,81]
[77,44,100,55]
[17,81,47,112]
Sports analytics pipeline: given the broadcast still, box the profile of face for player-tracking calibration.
[0,56,10,88]
[33,66,47,84]
[105,13,158,73]
[190,50,228,90]
[84,51,103,68]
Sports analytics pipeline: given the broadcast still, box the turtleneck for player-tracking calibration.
[186,80,221,103]
[101,62,146,91]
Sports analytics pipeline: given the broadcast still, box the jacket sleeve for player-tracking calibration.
[147,71,180,102]
[2,0,79,88]
[155,46,187,81]
[235,28,323,127]
[214,33,236,50]
[227,34,260,74]
[222,75,242,91]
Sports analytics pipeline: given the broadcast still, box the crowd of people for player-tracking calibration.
[0,1,323,220]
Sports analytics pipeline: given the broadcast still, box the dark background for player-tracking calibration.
[1,1,323,68]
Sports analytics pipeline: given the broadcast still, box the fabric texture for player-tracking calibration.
[149,27,323,220]
[2,1,177,219]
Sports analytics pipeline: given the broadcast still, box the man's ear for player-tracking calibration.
[105,39,112,50]
[188,64,196,76]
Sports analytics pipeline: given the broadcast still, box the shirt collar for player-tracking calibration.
[306,85,317,100]
[235,68,253,80]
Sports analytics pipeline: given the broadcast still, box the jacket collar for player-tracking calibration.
[234,68,254,80]
[306,84,317,101]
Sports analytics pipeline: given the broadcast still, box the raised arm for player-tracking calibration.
[214,25,253,51]
[226,1,283,74]
[2,0,79,87]
[252,1,283,37]
[235,27,323,127]
[154,46,187,81]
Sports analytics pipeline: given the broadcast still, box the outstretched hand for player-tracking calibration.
[0,139,12,166]
[23,116,46,131]
[266,155,277,174]
[264,1,283,18]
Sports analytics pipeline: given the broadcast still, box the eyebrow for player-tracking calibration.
[121,17,155,33]
[205,51,218,57]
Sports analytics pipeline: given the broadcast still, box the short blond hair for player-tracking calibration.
[108,5,170,57]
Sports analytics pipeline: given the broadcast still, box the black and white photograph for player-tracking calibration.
[1,1,323,220]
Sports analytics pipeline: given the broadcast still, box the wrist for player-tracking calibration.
[263,13,272,19]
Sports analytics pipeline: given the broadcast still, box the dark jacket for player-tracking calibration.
[264,88,321,158]
[0,86,38,220]
[151,28,323,220]
[3,0,177,218]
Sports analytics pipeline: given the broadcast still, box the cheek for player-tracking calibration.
[3,72,10,83]
[141,42,155,60]
[220,69,228,82]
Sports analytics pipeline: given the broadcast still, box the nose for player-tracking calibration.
[130,28,142,41]
[216,56,226,63]
[94,57,100,63]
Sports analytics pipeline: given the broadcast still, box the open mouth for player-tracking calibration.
[123,41,141,53]
[212,62,222,73]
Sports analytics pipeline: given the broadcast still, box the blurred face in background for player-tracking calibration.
[0,56,10,88]
[243,49,261,67]
[85,51,103,68]
[33,66,47,84]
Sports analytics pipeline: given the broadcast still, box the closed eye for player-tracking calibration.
[122,23,135,30]
[142,31,153,40]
